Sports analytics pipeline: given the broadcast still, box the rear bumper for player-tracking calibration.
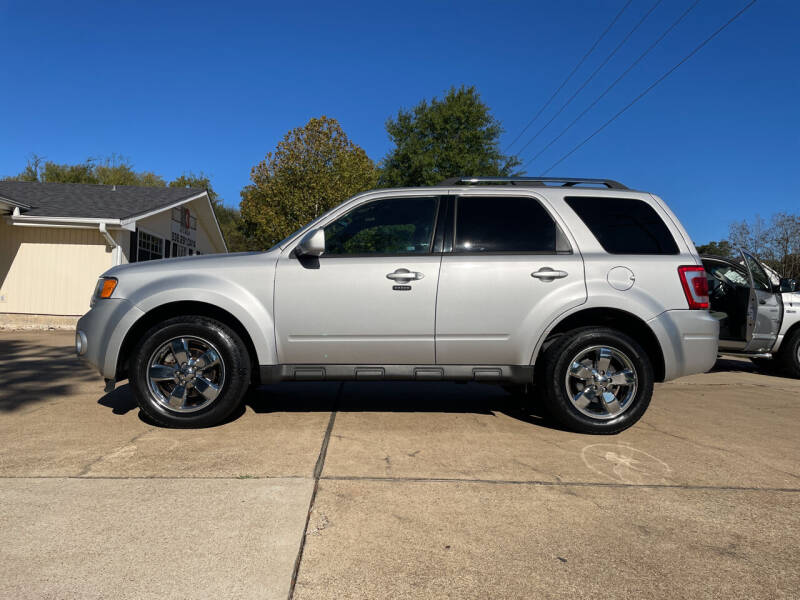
[648,309,719,381]
[76,299,144,380]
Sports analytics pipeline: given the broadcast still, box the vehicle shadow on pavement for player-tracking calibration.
[0,336,99,412]
[97,384,139,415]
[95,380,562,430]
[710,356,799,379]
[247,381,561,431]
[710,357,758,374]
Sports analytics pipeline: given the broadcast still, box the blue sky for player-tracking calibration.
[1,0,797,244]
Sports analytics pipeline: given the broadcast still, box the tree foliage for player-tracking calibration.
[169,173,218,204]
[379,85,520,187]
[726,213,800,279]
[239,116,379,249]
[695,239,734,258]
[700,213,800,279]
[7,154,166,187]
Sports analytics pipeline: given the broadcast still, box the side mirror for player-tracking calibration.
[295,228,325,257]
[779,278,798,293]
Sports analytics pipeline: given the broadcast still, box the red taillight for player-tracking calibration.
[678,266,709,309]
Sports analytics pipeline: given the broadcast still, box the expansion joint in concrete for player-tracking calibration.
[287,381,342,600]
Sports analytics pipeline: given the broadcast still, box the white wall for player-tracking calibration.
[0,219,113,316]
[0,196,225,317]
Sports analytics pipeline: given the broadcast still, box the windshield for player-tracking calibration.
[708,262,749,288]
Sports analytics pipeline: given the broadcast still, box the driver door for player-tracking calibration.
[274,195,443,365]
[740,250,783,353]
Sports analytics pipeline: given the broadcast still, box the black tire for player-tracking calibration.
[539,327,654,434]
[130,315,251,428]
[774,328,800,378]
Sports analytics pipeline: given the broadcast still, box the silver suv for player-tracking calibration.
[76,177,719,433]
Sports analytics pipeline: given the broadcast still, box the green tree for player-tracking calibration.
[240,116,379,249]
[169,172,251,252]
[5,154,165,187]
[41,160,99,184]
[379,85,520,187]
[695,240,734,257]
[170,173,217,203]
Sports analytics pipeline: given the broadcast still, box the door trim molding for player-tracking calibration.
[259,364,534,384]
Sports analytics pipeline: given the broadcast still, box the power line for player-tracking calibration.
[542,0,757,174]
[503,0,633,153]
[514,0,663,158]
[524,0,701,169]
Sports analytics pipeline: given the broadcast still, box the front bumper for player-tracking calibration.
[76,298,145,380]
[648,309,720,381]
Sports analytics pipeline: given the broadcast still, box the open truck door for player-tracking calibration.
[740,249,783,353]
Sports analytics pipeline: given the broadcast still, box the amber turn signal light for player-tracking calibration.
[99,278,118,299]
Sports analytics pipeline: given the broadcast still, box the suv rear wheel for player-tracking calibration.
[130,315,251,428]
[539,327,654,434]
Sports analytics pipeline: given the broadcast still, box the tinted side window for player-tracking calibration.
[565,197,679,255]
[324,197,438,255]
[742,252,772,292]
[455,196,557,253]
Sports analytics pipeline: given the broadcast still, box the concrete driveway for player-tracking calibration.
[0,331,798,599]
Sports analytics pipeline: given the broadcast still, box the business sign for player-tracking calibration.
[171,207,197,249]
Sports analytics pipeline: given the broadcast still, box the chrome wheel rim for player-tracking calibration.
[564,345,638,420]
[146,336,225,414]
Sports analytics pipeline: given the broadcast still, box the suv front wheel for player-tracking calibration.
[130,315,251,428]
[539,327,654,434]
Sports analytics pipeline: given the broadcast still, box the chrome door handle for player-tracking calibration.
[531,268,568,281]
[387,268,424,282]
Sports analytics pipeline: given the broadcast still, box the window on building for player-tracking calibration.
[172,207,198,231]
[137,231,164,261]
[454,196,558,253]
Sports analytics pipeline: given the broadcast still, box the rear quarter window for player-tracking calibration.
[565,196,679,255]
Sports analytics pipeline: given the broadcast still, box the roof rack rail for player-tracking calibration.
[437,176,628,190]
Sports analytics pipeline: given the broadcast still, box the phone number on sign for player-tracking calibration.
[172,232,197,248]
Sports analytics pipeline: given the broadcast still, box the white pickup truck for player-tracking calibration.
[702,250,800,377]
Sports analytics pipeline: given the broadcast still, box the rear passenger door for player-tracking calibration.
[435,193,586,365]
